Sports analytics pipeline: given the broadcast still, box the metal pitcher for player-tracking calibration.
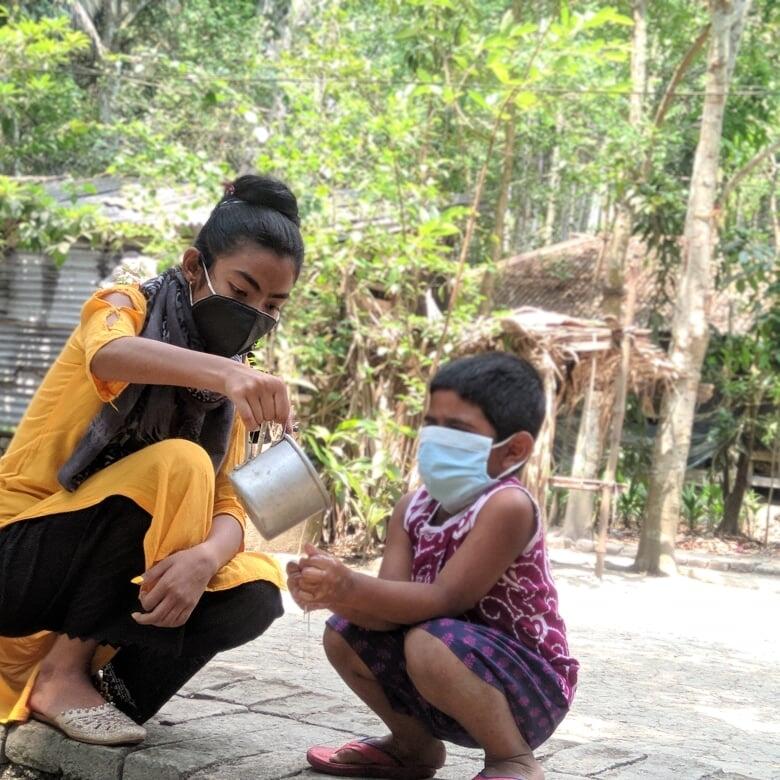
[229,429,330,540]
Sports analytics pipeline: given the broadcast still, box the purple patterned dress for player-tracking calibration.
[327,477,578,749]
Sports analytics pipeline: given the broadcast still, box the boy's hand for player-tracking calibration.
[286,559,326,611]
[297,543,353,606]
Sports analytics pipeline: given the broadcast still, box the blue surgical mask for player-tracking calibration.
[417,425,525,514]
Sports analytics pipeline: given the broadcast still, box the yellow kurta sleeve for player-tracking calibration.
[213,415,249,530]
[80,285,147,402]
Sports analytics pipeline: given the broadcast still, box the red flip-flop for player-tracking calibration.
[307,739,437,779]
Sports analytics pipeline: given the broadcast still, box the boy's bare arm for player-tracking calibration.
[287,494,415,631]
[298,488,536,626]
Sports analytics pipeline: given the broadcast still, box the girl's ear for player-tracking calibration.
[181,247,203,285]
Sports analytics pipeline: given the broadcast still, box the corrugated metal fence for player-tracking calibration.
[0,246,121,433]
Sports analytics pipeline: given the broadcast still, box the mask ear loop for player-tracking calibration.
[497,458,527,480]
[199,257,218,295]
[189,255,218,306]
[491,433,528,480]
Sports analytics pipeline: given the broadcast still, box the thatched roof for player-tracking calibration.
[492,234,753,335]
[459,306,676,413]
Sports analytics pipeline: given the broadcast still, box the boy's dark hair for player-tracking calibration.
[430,352,546,439]
[195,174,304,278]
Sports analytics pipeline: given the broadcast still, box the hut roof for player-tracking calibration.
[491,234,754,335]
[458,306,676,413]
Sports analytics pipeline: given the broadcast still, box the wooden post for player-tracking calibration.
[562,348,604,541]
[524,354,557,524]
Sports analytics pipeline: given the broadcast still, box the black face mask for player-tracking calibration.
[190,264,278,357]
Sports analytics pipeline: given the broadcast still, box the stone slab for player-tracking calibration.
[187,751,306,779]
[597,752,725,780]
[3,723,65,775]
[177,661,256,696]
[195,678,304,706]
[545,744,647,775]
[140,711,279,748]
[122,717,345,780]
[727,560,758,574]
[122,741,267,780]
[295,706,383,734]
[250,691,345,719]
[154,695,247,726]
[435,759,483,778]
[58,740,132,780]
[536,737,584,761]
[0,765,56,779]
[0,726,7,766]
[2,556,777,779]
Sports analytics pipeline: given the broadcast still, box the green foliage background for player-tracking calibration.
[1,0,778,541]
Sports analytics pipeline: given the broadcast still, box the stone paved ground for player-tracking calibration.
[2,550,779,779]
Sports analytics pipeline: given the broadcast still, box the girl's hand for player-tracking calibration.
[221,362,290,431]
[297,543,354,606]
[132,546,217,628]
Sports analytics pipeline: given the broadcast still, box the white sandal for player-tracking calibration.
[33,703,146,746]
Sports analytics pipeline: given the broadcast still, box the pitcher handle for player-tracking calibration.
[244,421,285,463]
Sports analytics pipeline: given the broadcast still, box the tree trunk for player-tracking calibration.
[596,262,639,577]
[719,405,758,536]
[601,0,647,320]
[478,0,525,298]
[561,358,603,540]
[480,108,517,313]
[572,0,647,551]
[766,429,779,546]
[542,114,563,245]
[601,207,632,317]
[635,0,752,575]
[769,158,780,253]
[719,446,751,535]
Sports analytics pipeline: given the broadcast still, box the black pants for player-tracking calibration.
[0,496,283,723]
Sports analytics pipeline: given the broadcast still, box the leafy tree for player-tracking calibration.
[0,9,95,173]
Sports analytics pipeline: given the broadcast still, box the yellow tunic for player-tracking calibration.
[0,285,283,723]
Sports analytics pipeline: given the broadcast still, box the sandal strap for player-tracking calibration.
[343,739,404,767]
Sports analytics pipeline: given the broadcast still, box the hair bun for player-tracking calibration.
[227,175,300,227]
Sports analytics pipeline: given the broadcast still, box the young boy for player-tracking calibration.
[289,352,578,780]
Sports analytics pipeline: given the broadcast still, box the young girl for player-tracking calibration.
[0,175,303,745]
[289,352,578,780]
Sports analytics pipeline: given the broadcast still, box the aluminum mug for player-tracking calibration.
[229,433,330,540]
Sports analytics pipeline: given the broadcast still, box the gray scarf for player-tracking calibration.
[58,267,235,491]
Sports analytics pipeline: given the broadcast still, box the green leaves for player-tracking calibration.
[1,0,776,545]
[581,8,635,30]
[0,177,99,264]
